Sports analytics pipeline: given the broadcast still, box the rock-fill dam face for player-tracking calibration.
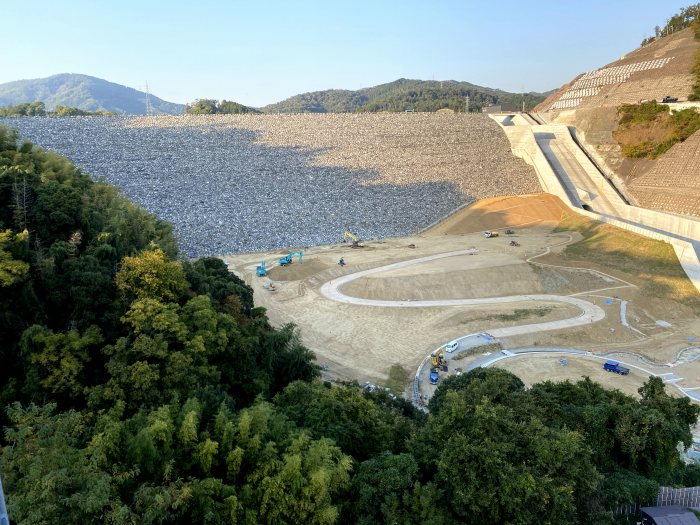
[1,114,540,257]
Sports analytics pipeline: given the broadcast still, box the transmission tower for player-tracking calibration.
[144,81,153,115]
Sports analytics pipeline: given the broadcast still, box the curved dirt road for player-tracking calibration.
[320,248,605,337]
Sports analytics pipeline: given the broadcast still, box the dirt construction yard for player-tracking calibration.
[223,194,700,402]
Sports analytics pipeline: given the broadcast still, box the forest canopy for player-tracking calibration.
[0,101,116,117]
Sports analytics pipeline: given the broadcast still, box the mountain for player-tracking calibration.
[261,78,552,113]
[0,74,184,115]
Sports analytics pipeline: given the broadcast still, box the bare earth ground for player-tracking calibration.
[222,194,700,400]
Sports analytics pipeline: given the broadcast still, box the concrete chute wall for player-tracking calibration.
[491,114,700,293]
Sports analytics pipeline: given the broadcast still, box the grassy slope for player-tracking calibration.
[553,213,700,309]
[613,101,700,159]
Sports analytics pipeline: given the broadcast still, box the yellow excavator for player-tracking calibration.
[342,230,362,248]
[430,348,446,368]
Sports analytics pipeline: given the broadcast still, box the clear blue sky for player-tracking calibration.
[1,0,689,107]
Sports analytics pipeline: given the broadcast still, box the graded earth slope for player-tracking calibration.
[536,27,700,217]
[223,195,700,398]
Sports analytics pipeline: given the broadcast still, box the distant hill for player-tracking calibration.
[261,78,551,113]
[0,74,184,115]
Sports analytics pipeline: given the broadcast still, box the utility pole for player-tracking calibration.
[465,95,470,113]
[0,475,9,525]
[144,81,153,116]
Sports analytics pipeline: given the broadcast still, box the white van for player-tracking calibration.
[444,340,460,353]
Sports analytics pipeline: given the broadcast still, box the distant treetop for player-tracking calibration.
[0,101,115,117]
[260,78,550,113]
[641,3,699,45]
[184,99,261,115]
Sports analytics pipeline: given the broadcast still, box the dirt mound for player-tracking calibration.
[268,258,328,281]
[425,194,569,236]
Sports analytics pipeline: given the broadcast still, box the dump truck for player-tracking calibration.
[603,360,630,375]
[429,368,440,385]
[483,231,499,238]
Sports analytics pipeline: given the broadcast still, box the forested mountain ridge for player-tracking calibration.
[0,74,184,115]
[1,125,700,523]
[261,78,551,113]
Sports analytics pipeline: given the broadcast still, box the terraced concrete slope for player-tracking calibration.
[538,27,696,114]
[536,27,700,218]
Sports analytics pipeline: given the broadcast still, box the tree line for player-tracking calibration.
[0,101,115,117]
[184,99,261,115]
[1,124,700,523]
[641,3,699,46]
[261,79,548,114]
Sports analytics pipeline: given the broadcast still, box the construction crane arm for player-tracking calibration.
[343,230,358,242]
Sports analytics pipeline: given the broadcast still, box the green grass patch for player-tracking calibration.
[553,214,700,309]
[384,364,409,394]
[618,100,668,126]
[614,102,700,159]
[493,307,552,322]
[453,342,502,361]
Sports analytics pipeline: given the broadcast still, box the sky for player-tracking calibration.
[1,0,690,107]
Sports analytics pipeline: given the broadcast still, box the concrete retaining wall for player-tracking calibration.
[492,115,700,293]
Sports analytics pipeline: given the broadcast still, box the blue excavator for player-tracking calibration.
[256,261,267,276]
[278,251,303,266]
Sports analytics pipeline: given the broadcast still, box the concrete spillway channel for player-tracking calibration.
[535,130,620,216]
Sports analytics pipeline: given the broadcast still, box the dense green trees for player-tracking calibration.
[1,125,699,523]
[0,101,46,116]
[184,99,261,114]
[261,79,548,113]
[0,102,115,116]
[615,101,700,158]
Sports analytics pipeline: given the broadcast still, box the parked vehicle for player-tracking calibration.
[603,360,630,375]
[444,340,460,353]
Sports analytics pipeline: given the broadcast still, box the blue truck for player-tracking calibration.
[429,368,440,385]
[603,360,630,375]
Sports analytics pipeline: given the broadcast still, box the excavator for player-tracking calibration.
[342,230,362,248]
[278,251,303,266]
[430,347,446,369]
[256,261,267,276]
